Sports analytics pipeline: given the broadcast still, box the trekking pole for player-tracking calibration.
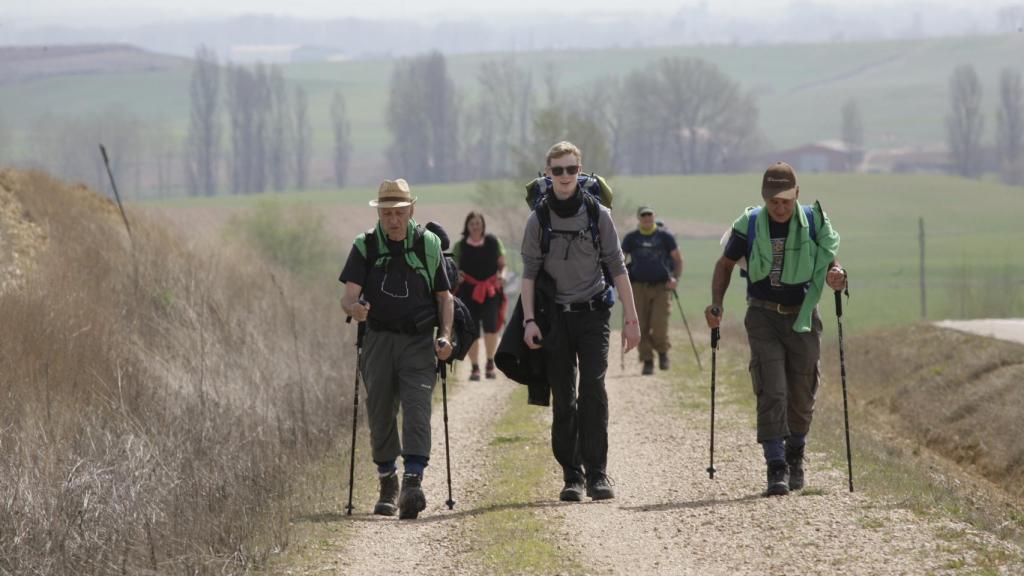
[708,306,720,479]
[438,355,455,510]
[672,289,704,372]
[620,309,625,372]
[835,289,854,493]
[344,315,365,516]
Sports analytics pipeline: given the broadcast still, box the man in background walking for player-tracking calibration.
[622,205,683,375]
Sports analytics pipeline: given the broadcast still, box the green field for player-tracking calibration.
[150,171,1024,330]
[3,34,1024,174]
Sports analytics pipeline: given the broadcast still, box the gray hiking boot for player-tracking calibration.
[786,444,805,491]
[765,460,789,497]
[642,360,654,375]
[586,474,616,500]
[398,473,427,519]
[373,470,399,516]
[658,352,670,371]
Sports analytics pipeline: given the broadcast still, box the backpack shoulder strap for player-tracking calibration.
[583,193,601,250]
[803,204,817,243]
[536,199,553,256]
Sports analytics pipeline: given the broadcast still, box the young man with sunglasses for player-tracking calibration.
[520,141,641,501]
[339,178,454,519]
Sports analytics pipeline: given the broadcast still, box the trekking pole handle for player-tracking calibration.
[710,306,721,349]
[834,290,843,318]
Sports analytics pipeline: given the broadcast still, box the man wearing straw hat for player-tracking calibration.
[339,178,454,519]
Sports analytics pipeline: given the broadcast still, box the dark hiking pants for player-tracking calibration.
[360,328,437,465]
[744,305,822,443]
[543,307,611,482]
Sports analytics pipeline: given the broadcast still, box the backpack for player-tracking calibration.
[534,191,616,306]
[359,224,478,364]
[739,205,817,278]
[525,172,613,211]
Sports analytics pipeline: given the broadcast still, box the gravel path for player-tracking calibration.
[935,318,1024,345]
[538,339,1023,575]
[329,367,517,575]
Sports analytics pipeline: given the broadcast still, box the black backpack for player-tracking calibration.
[362,224,478,364]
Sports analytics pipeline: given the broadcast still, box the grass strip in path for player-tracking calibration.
[458,385,583,575]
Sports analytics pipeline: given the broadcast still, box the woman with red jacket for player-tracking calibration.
[453,211,506,380]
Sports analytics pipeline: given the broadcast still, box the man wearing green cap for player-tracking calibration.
[704,162,848,497]
[621,205,683,375]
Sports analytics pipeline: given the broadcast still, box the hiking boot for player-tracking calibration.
[585,474,616,500]
[485,358,497,380]
[786,444,805,491]
[559,477,585,502]
[398,473,427,519]
[765,460,789,497]
[373,470,399,516]
[642,360,654,375]
[469,365,481,382]
[658,352,670,371]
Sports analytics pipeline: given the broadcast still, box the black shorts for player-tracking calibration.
[457,285,501,334]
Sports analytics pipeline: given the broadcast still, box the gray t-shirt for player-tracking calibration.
[521,202,627,304]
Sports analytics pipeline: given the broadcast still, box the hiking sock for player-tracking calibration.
[761,438,785,463]
[376,460,397,476]
[403,454,429,477]
[786,433,807,449]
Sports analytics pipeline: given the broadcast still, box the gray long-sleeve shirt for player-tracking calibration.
[521,201,627,304]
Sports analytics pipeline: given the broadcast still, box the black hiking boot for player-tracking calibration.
[559,477,585,502]
[764,460,789,497]
[786,444,805,491]
[586,474,616,500]
[485,358,497,380]
[642,360,654,375]
[398,473,427,519]
[469,364,481,382]
[373,470,399,516]
[658,352,670,371]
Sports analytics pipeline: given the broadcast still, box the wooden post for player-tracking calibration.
[919,217,926,319]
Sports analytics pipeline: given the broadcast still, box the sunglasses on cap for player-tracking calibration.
[549,165,581,177]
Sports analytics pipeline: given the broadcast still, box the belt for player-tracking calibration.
[558,298,608,313]
[747,297,801,315]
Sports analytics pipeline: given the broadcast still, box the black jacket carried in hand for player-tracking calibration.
[495,270,557,406]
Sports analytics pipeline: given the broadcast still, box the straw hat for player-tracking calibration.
[370,178,416,208]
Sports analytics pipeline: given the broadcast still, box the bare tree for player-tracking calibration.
[268,65,293,192]
[841,99,864,171]
[294,86,312,190]
[996,67,1024,185]
[227,64,273,194]
[946,64,985,179]
[386,51,459,183]
[615,57,760,175]
[184,45,220,197]
[474,59,534,179]
[330,91,352,188]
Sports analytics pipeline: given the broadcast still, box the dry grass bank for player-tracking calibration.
[0,170,353,574]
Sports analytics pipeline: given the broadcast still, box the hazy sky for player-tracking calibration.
[3,0,1012,27]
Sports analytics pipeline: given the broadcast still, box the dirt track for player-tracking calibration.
[934,318,1024,345]
[278,333,1024,575]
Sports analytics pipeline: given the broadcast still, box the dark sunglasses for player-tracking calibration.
[549,165,581,177]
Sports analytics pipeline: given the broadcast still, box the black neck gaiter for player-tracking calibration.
[548,187,582,219]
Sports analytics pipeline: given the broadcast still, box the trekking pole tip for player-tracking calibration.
[706,465,716,479]
[446,499,455,510]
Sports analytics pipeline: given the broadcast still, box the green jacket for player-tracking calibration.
[354,219,442,292]
[731,200,840,333]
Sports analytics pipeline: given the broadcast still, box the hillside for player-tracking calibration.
[0,44,186,85]
[1,34,1023,187]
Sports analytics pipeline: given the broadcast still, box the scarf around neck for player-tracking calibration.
[547,187,583,219]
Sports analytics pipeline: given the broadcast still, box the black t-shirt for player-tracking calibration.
[454,234,504,280]
[338,237,451,325]
[723,219,808,306]
[621,228,677,283]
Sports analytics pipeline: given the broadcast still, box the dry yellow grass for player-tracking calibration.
[0,170,354,574]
